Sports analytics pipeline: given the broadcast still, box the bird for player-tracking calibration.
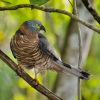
[10,20,90,80]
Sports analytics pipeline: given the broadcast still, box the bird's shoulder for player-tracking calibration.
[38,33,61,61]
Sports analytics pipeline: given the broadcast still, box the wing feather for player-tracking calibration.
[38,34,61,61]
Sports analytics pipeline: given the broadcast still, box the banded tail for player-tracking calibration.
[53,61,90,80]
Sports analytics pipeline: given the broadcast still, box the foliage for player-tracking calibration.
[0,0,69,100]
[29,0,49,5]
[0,0,100,100]
[0,0,11,4]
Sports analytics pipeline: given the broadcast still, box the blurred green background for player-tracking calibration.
[0,0,100,100]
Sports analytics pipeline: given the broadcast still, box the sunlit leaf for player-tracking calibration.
[0,32,5,42]
[0,0,11,4]
[13,93,26,100]
[29,0,49,5]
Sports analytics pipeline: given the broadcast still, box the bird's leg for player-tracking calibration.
[17,64,22,68]
[34,70,38,80]
[16,64,24,75]
[34,68,40,84]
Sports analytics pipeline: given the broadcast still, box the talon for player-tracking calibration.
[16,64,23,76]
[33,78,40,86]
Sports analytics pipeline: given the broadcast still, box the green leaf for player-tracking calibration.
[29,0,49,6]
[0,0,11,4]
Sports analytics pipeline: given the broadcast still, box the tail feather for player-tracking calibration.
[62,63,90,80]
[53,61,90,80]
[80,71,90,79]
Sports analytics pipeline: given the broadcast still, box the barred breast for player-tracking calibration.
[10,32,51,71]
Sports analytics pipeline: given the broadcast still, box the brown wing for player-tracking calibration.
[38,33,61,61]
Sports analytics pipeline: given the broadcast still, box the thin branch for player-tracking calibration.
[73,1,82,100]
[67,0,73,7]
[0,4,100,33]
[82,0,100,24]
[0,50,63,100]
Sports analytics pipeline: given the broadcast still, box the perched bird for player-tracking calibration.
[10,20,90,80]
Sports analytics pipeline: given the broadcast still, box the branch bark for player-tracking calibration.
[81,0,100,24]
[0,50,63,100]
[73,1,82,100]
[53,0,94,99]
[0,4,100,33]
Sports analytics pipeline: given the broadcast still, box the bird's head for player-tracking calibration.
[19,20,46,35]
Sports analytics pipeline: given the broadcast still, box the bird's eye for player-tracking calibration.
[32,24,40,29]
[35,24,40,29]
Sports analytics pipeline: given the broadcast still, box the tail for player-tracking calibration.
[53,61,90,80]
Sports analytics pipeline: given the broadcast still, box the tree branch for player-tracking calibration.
[0,50,62,100]
[81,0,100,24]
[0,4,100,33]
[73,1,82,100]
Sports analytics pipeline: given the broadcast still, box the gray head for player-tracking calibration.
[21,20,46,34]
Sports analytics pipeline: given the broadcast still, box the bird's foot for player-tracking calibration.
[34,73,40,85]
[33,78,40,86]
[16,64,24,76]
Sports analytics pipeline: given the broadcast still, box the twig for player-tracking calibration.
[0,4,100,33]
[0,50,63,100]
[73,1,82,100]
[81,0,100,24]
[67,0,73,7]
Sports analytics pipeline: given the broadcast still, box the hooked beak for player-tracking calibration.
[40,25,46,32]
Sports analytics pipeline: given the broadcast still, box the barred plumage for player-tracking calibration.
[10,20,90,79]
[11,30,50,71]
